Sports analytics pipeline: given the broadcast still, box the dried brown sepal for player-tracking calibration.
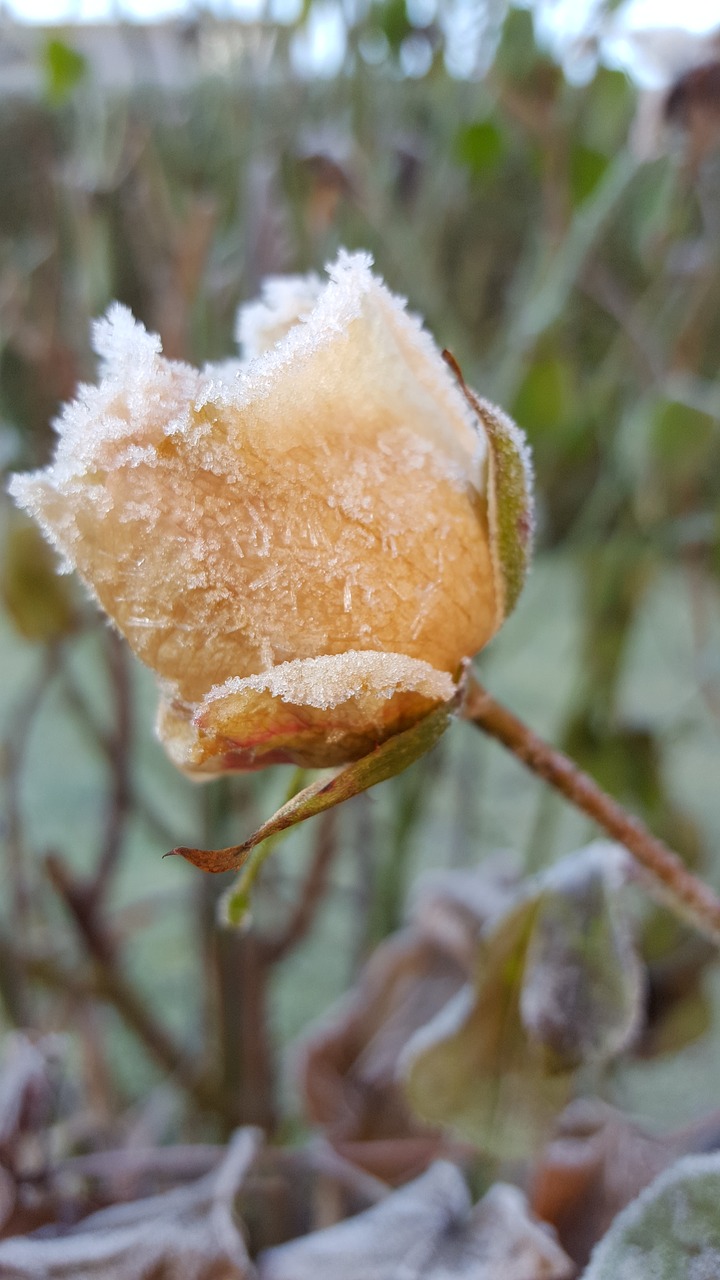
[169,681,464,875]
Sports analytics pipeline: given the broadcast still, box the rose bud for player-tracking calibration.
[9,251,532,776]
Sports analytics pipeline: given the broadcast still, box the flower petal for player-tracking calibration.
[11,257,498,707]
[158,650,456,774]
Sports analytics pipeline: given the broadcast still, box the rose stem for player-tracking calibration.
[461,674,720,943]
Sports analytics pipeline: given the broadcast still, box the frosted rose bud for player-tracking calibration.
[10,251,532,775]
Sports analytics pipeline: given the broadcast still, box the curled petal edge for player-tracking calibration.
[158,650,457,777]
[169,674,466,876]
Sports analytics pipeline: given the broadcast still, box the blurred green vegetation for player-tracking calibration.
[2,0,720,1144]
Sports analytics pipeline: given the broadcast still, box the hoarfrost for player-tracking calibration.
[236,269,325,358]
[583,1152,720,1280]
[202,651,456,715]
[259,1163,572,1279]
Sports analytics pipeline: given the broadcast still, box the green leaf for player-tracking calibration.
[512,357,572,436]
[651,399,716,484]
[169,690,460,875]
[454,121,504,177]
[42,38,88,105]
[495,8,540,82]
[375,0,412,53]
[581,68,634,155]
[583,1153,720,1279]
[1,517,76,643]
[402,843,640,1157]
[570,145,610,208]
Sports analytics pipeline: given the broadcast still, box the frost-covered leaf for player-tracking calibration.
[403,843,641,1157]
[582,1152,720,1280]
[258,1161,573,1280]
[520,843,643,1069]
[402,893,565,1159]
[531,1099,708,1270]
[0,1127,260,1279]
[0,1033,67,1234]
[171,693,457,874]
[0,1034,62,1157]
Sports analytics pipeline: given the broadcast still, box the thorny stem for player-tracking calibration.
[462,675,720,944]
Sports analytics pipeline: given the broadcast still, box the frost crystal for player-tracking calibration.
[205,651,455,713]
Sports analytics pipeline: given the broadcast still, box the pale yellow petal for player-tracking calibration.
[11,261,497,705]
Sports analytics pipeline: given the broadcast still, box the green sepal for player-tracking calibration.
[444,351,534,620]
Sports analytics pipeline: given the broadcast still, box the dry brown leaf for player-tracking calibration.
[297,860,519,1182]
[0,1034,62,1161]
[0,1127,261,1279]
[0,1033,68,1235]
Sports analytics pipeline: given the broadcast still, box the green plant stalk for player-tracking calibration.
[220,768,309,927]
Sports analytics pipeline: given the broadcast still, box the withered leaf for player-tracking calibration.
[258,1160,573,1280]
[0,1127,260,1279]
[298,858,520,1183]
[403,843,642,1158]
[530,1098,720,1269]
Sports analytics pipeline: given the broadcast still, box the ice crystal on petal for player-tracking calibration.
[205,650,456,713]
[236,270,324,358]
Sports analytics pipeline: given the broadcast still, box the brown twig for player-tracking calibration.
[3,645,59,926]
[42,855,233,1122]
[90,630,133,906]
[57,652,178,851]
[461,675,720,943]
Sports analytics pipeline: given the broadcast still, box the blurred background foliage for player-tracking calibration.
[2,0,720,1156]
